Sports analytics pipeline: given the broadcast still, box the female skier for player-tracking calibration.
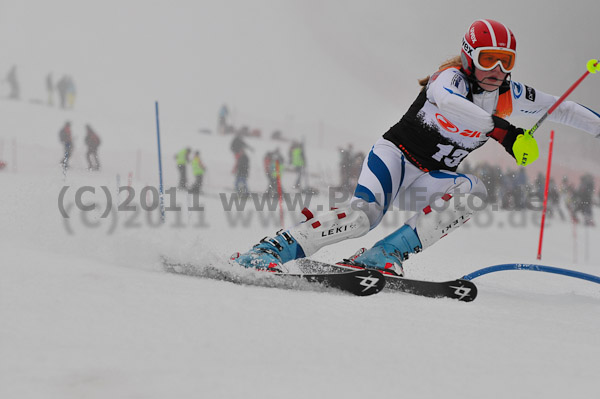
[232,19,600,276]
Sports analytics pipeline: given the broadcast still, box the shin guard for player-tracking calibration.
[290,206,371,257]
[409,193,483,250]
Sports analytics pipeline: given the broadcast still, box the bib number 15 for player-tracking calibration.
[431,144,469,167]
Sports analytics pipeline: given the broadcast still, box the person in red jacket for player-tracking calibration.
[59,121,73,169]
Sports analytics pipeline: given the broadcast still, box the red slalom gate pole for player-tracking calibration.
[537,130,555,260]
[275,160,284,228]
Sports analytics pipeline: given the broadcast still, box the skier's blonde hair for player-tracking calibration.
[418,55,463,87]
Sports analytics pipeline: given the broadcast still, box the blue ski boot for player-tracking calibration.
[230,230,306,272]
[342,225,422,276]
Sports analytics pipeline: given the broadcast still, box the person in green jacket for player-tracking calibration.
[190,151,206,194]
[175,147,191,189]
[289,141,305,189]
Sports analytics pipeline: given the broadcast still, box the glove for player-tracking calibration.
[488,116,538,166]
[512,130,539,166]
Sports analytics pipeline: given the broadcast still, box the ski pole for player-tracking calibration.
[529,58,599,136]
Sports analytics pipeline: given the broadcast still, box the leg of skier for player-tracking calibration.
[345,141,487,275]
[230,139,404,272]
[231,139,405,272]
[230,203,372,272]
[232,138,486,275]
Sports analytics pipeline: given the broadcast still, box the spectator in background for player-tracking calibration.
[289,141,305,190]
[5,65,19,100]
[57,75,68,109]
[547,177,564,220]
[84,124,101,171]
[46,73,54,106]
[218,104,230,134]
[230,132,252,155]
[533,172,545,202]
[514,168,528,210]
[560,176,577,222]
[175,147,191,190]
[233,149,250,195]
[66,76,76,108]
[349,150,366,190]
[59,121,73,169]
[190,151,206,194]
[575,173,595,226]
[338,143,353,194]
[263,150,276,196]
[264,148,284,197]
[271,130,283,141]
[57,75,76,109]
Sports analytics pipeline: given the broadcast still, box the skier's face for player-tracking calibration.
[474,65,508,92]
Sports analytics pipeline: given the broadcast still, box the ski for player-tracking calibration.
[161,257,385,297]
[287,269,385,296]
[296,259,477,302]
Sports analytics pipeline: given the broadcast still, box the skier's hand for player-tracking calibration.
[488,116,537,165]
[512,130,539,166]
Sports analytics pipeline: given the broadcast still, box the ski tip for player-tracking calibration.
[450,279,478,302]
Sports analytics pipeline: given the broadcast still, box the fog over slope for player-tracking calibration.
[1,0,598,161]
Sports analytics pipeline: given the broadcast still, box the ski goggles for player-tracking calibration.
[472,47,516,73]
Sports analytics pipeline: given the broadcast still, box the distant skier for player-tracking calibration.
[175,148,191,190]
[233,19,600,276]
[59,121,73,169]
[84,124,101,171]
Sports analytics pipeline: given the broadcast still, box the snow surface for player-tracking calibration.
[1,1,600,398]
[2,102,600,398]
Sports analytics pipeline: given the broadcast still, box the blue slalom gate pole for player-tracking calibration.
[155,101,166,223]
[462,263,600,285]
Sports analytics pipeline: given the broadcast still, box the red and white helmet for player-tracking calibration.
[461,19,517,76]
